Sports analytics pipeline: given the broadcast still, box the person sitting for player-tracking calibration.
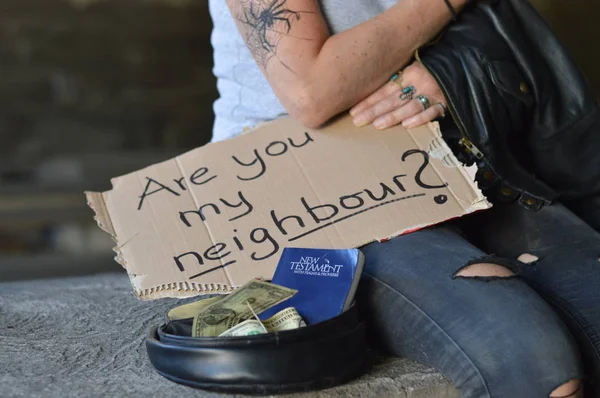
[208,1,600,396]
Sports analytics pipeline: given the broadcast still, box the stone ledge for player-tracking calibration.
[0,273,458,398]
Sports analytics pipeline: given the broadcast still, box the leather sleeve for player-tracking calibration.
[419,0,600,205]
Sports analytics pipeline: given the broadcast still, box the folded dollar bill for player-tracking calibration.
[218,320,266,337]
[219,307,306,337]
[166,296,222,321]
[192,280,297,337]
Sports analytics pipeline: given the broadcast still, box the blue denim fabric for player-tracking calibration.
[357,203,598,398]
[465,202,600,396]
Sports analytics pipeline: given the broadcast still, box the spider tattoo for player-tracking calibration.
[237,0,313,70]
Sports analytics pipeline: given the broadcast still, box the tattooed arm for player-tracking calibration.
[226,0,467,128]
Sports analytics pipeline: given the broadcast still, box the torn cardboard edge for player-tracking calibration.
[86,115,491,300]
[86,191,123,269]
[86,192,236,297]
[85,118,284,298]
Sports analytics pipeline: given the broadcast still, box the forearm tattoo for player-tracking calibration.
[233,0,313,71]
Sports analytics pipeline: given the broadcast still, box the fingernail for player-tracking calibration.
[373,119,385,129]
[349,108,358,117]
[353,116,368,127]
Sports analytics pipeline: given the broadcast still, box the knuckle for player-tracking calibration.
[359,108,373,121]
[382,113,395,125]
[414,113,426,124]
[388,83,401,95]
[393,107,408,122]
[410,100,423,113]
[384,96,399,109]
[372,101,387,115]
[376,98,396,114]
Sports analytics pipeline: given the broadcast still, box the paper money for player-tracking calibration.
[166,295,223,321]
[219,319,266,337]
[263,307,306,332]
[219,307,306,337]
[192,280,297,337]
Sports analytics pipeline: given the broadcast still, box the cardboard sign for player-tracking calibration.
[86,115,490,300]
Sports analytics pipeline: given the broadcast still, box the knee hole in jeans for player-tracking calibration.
[517,252,539,264]
[550,379,582,398]
[453,262,515,279]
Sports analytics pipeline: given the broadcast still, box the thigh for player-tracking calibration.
[358,227,581,398]
[466,203,600,392]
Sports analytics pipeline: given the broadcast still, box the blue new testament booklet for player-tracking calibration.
[259,247,365,325]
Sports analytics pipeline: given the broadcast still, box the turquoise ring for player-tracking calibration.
[391,71,404,88]
[399,86,416,101]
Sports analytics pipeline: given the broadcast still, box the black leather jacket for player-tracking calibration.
[418,0,600,224]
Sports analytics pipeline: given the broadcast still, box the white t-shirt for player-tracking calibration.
[208,0,396,142]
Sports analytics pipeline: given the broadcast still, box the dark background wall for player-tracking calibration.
[0,0,217,180]
[531,0,600,97]
[0,0,218,279]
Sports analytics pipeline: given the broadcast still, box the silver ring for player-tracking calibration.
[416,95,431,111]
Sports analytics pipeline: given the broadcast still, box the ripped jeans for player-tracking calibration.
[358,203,600,398]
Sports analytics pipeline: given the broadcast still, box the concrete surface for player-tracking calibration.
[0,272,459,398]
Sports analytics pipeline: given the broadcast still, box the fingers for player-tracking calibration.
[352,93,410,127]
[372,98,424,130]
[350,82,400,121]
[402,103,445,129]
[371,99,445,130]
[350,60,448,130]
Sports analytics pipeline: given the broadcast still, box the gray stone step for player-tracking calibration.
[0,273,458,398]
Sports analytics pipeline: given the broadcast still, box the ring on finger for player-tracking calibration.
[390,71,404,89]
[416,95,431,111]
[399,86,416,101]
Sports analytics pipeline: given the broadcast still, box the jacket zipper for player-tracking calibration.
[415,49,484,161]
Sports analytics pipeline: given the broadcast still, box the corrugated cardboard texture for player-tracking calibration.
[86,115,490,300]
